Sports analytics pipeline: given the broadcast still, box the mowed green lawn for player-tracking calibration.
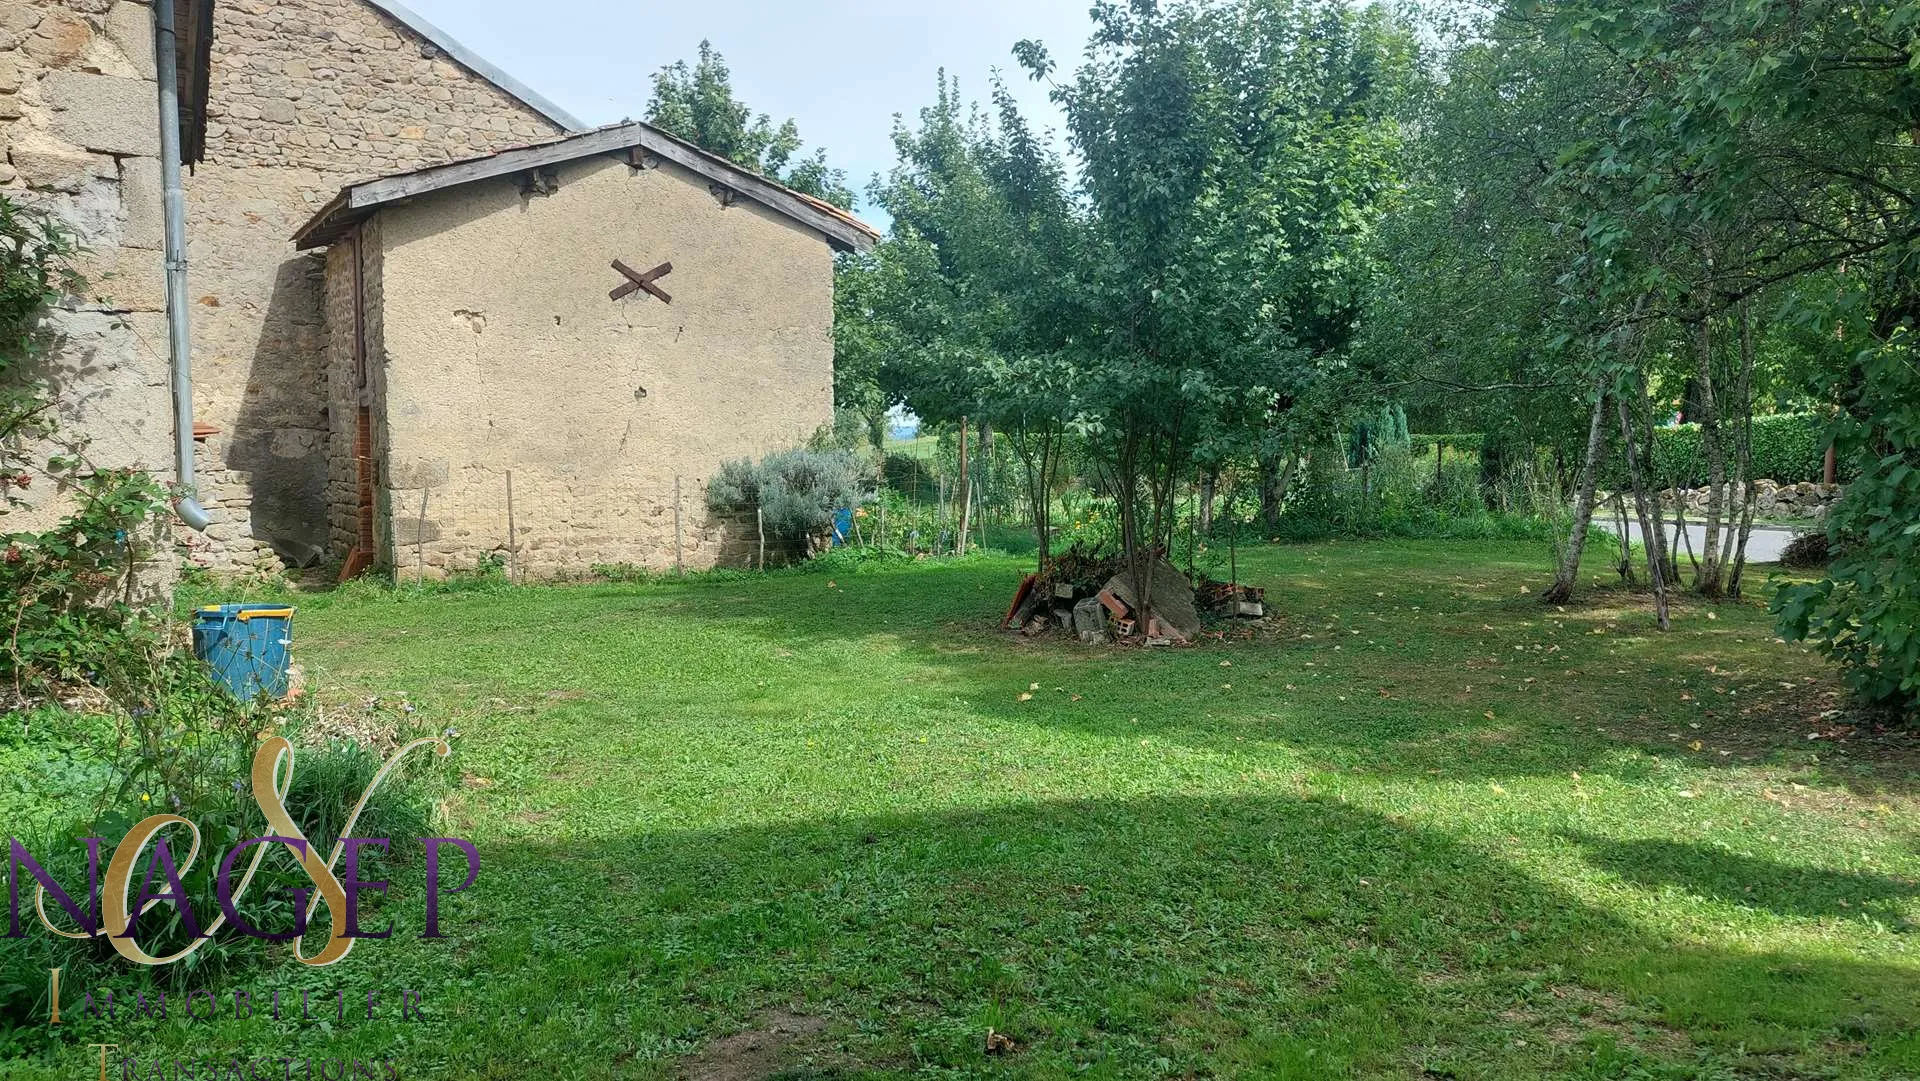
[23,540,1920,1079]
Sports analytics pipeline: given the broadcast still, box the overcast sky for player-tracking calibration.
[396,0,1099,222]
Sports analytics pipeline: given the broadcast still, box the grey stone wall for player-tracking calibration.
[183,0,564,575]
[1,1,174,572]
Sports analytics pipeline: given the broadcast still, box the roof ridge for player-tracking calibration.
[360,0,586,132]
[292,120,880,254]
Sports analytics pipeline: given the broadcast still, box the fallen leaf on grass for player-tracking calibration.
[985,1030,1017,1055]
[1017,692,1033,702]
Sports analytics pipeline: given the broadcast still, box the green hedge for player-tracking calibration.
[1601,413,1840,488]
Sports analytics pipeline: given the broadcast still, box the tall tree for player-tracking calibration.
[857,73,1089,564]
[1017,0,1417,609]
[646,41,855,209]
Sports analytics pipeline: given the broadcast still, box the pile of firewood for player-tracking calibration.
[1002,546,1264,646]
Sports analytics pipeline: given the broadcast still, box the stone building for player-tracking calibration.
[291,122,878,580]
[181,0,581,573]
[1,0,210,539]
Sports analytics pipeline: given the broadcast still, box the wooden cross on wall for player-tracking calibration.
[610,259,673,304]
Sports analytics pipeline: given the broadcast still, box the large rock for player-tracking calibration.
[103,2,157,80]
[118,155,164,250]
[22,9,92,69]
[45,73,161,156]
[1103,557,1202,643]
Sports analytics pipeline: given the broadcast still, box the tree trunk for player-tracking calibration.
[1671,491,1697,582]
[1613,490,1635,583]
[1617,392,1672,630]
[1543,381,1610,603]
[1009,424,1059,570]
[1198,468,1217,536]
[1259,449,1284,532]
[1258,451,1298,534]
[1726,302,1759,598]
[1274,455,1297,520]
[1692,315,1729,595]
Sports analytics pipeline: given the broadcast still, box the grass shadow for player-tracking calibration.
[12,793,1917,1078]
[1562,831,1920,924]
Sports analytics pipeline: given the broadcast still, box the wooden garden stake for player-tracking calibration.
[757,506,766,571]
[1228,484,1239,592]
[956,416,971,556]
[505,471,518,585]
[673,475,685,576]
[415,488,429,584]
[1188,471,1198,582]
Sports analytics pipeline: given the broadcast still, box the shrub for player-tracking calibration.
[1774,353,1920,717]
[708,447,866,556]
[1,198,84,494]
[0,194,178,701]
[1056,492,1120,553]
[1778,532,1831,569]
[2,470,173,698]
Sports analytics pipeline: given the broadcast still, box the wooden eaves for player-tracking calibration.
[291,121,880,254]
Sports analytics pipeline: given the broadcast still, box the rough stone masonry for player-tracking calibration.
[181,0,565,575]
[1,1,174,552]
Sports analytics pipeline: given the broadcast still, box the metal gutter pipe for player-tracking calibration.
[153,0,211,531]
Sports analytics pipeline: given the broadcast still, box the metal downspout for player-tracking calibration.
[154,0,210,531]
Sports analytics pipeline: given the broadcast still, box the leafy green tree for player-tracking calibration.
[1015,0,1417,604]
[1375,0,1918,704]
[646,41,855,209]
[1357,12,1636,603]
[855,72,1089,564]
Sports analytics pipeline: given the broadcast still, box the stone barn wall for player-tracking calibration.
[0,2,173,546]
[183,0,565,574]
[365,154,836,581]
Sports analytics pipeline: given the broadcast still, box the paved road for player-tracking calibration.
[1595,519,1802,563]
